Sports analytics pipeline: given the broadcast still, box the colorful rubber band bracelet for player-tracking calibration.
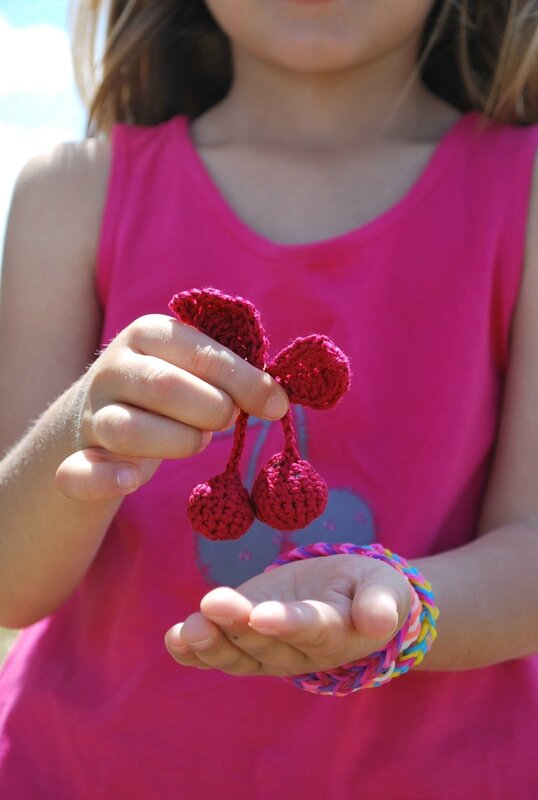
[266,542,439,696]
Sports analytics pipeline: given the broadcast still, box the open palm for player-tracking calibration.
[165,554,412,677]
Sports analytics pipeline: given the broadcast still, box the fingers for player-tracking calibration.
[199,586,254,624]
[92,352,238,434]
[163,624,213,670]
[89,403,212,459]
[201,588,349,673]
[55,448,161,503]
[249,599,343,645]
[126,315,289,421]
[165,614,264,676]
[351,577,412,642]
[76,314,288,467]
[164,558,416,679]
[166,589,311,676]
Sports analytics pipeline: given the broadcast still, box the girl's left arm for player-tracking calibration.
[410,147,538,670]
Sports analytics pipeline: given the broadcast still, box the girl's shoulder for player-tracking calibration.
[0,138,112,444]
[14,136,111,244]
[7,137,112,300]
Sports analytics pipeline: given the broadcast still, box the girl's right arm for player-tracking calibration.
[0,143,289,630]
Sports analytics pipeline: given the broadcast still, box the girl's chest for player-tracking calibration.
[193,138,441,245]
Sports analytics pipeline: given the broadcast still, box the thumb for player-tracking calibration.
[351,577,412,643]
[55,447,160,503]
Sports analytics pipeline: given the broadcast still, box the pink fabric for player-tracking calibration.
[1,111,538,798]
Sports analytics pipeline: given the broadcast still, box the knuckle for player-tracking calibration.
[90,408,114,450]
[88,361,116,399]
[92,406,132,453]
[190,342,226,383]
[86,346,129,398]
[221,654,261,676]
[125,314,163,346]
[143,364,176,403]
[248,638,282,662]
[296,622,331,653]
[239,373,275,415]
[206,395,236,431]
[177,426,206,458]
[310,627,333,652]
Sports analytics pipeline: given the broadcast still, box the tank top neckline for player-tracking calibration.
[173,111,478,260]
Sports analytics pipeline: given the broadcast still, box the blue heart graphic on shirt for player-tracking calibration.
[195,411,375,587]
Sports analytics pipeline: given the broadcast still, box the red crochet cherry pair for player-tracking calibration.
[169,288,351,540]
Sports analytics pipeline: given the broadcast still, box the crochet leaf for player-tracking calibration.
[169,287,269,368]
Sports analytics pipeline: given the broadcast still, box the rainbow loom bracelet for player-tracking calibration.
[266,542,439,696]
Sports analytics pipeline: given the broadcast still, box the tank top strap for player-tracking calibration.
[96,117,187,306]
[468,118,538,369]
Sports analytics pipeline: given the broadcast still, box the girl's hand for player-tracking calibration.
[54,314,288,503]
[165,554,412,677]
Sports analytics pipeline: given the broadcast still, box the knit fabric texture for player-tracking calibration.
[169,287,351,539]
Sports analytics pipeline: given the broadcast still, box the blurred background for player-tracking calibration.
[0,0,86,256]
[0,0,86,663]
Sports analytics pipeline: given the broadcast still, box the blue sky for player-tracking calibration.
[1,0,68,28]
[0,0,86,253]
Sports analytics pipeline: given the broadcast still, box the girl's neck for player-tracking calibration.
[198,45,458,152]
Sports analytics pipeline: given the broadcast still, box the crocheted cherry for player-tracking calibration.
[169,287,268,368]
[168,287,351,540]
[251,411,328,530]
[187,412,255,540]
[170,288,267,540]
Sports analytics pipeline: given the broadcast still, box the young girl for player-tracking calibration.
[1,0,538,796]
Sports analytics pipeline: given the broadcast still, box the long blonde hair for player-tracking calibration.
[70,0,538,135]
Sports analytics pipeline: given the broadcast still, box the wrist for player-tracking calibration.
[267,542,439,695]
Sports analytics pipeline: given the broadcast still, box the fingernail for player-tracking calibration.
[116,467,138,492]
[197,430,212,453]
[262,392,288,420]
[165,624,190,652]
[221,407,240,431]
[168,641,192,654]
[248,622,276,635]
[189,637,214,651]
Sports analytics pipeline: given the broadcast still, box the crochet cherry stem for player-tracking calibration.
[188,412,255,540]
[277,411,299,461]
[227,410,250,472]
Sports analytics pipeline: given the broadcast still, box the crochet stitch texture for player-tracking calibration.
[169,288,351,540]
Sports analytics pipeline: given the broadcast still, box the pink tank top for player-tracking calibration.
[2,112,538,799]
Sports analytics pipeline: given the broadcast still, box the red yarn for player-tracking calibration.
[169,288,351,541]
[188,471,254,541]
[251,409,328,530]
[169,287,268,368]
[252,453,328,530]
[267,335,351,409]
[188,411,254,540]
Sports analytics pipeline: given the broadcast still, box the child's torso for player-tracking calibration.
[1,111,538,800]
